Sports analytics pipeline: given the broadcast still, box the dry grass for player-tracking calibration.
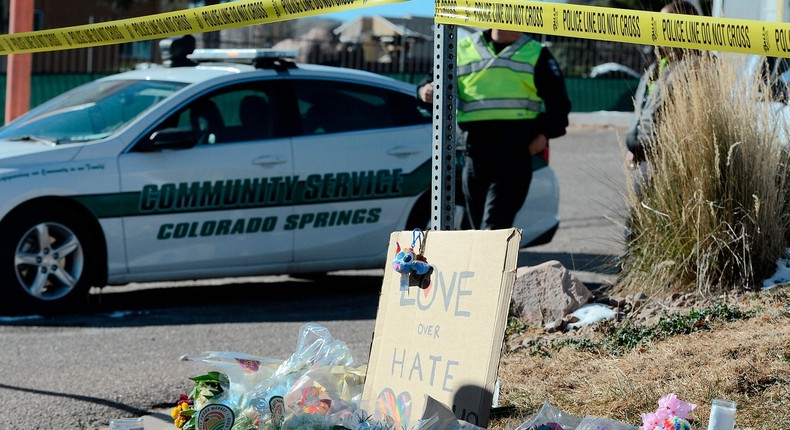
[618,53,790,297]
[491,287,790,430]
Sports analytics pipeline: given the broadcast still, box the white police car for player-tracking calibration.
[0,46,560,313]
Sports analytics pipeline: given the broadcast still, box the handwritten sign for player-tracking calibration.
[363,229,521,429]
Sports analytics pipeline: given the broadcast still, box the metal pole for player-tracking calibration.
[431,23,457,231]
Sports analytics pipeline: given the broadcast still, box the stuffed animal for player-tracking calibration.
[392,242,432,276]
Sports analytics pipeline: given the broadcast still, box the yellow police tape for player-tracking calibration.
[436,0,790,58]
[0,0,407,55]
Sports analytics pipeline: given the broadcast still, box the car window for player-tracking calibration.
[0,79,187,144]
[294,80,429,135]
[154,83,280,145]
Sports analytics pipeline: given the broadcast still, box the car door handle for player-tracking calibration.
[252,156,287,167]
[387,146,421,157]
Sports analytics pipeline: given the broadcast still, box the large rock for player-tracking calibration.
[511,260,593,327]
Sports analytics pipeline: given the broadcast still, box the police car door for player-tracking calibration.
[119,81,294,275]
[290,78,431,267]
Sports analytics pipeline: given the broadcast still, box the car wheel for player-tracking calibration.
[0,209,97,314]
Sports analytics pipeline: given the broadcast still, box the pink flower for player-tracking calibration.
[177,393,193,406]
[640,411,663,430]
[657,393,697,420]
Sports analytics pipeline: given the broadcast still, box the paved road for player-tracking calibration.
[521,112,631,287]
[0,113,632,430]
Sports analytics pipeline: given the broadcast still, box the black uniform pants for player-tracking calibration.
[462,129,534,230]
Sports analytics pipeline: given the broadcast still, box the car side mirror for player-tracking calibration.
[138,127,198,152]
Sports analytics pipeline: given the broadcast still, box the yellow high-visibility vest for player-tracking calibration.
[457,32,544,123]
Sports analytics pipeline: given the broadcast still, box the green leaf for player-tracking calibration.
[190,371,223,383]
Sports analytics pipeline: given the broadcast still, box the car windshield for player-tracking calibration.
[0,79,188,144]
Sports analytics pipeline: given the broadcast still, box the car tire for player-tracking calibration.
[0,208,98,315]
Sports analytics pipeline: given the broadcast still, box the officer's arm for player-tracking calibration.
[534,48,572,139]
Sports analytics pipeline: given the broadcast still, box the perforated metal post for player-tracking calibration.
[431,23,458,231]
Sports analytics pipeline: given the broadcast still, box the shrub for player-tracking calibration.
[620,53,790,296]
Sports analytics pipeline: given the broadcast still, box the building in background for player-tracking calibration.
[333,15,433,72]
[0,0,163,73]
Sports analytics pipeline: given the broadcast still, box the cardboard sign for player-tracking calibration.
[362,228,521,429]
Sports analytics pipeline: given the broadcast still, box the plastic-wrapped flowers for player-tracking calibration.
[170,323,369,430]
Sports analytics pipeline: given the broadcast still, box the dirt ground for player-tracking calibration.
[488,285,790,430]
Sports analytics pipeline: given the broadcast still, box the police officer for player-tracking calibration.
[626,1,700,167]
[418,28,571,230]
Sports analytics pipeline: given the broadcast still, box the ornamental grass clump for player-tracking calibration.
[620,52,790,296]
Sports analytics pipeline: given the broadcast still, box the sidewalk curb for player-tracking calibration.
[569,111,634,129]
